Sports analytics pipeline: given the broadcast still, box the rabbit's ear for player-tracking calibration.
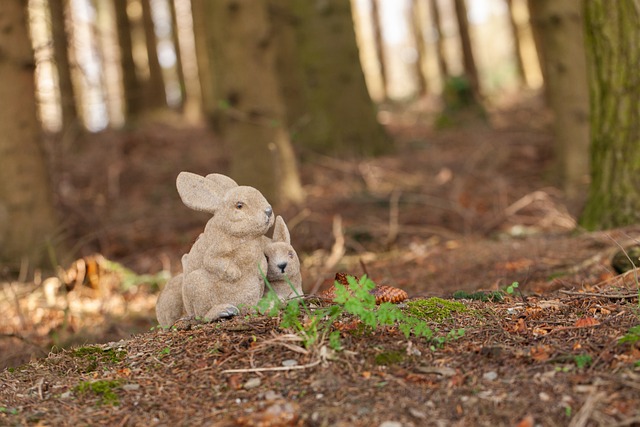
[176,172,225,213]
[205,173,238,192]
[272,216,291,244]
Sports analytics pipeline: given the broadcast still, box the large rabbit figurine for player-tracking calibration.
[156,172,274,326]
[263,216,303,301]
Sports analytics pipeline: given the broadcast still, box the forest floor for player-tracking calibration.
[2,92,640,426]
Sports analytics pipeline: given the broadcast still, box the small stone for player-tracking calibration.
[281,359,298,367]
[539,392,551,402]
[483,371,498,381]
[379,422,402,427]
[60,391,72,399]
[243,377,261,389]
[122,384,140,391]
[264,390,282,401]
[408,407,427,419]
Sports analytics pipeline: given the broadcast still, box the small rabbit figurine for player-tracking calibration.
[156,172,274,325]
[263,216,303,301]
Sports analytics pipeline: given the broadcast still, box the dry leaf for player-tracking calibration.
[574,317,600,328]
[530,345,552,362]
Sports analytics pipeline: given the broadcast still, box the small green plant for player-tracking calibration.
[504,281,519,295]
[75,380,122,406]
[258,274,433,350]
[0,407,18,415]
[158,347,171,357]
[619,325,640,345]
[574,353,593,369]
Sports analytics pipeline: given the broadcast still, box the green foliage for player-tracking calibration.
[0,407,18,415]
[75,380,122,406]
[618,325,640,345]
[504,281,519,295]
[103,259,170,292]
[574,354,593,369]
[431,328,466,350]
[257,274,433,350]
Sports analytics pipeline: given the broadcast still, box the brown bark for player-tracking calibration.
[0,1,59,271]
[580,0,640,229]
[204,0,303,206]
[141,0,167,109]
[169,0,186,110]
[113,0,141,119]
[48,0,78,130]
[505,0,526,86]
[410,0,428,96]
[273,0,391,157]
[529,0,590,201]
[370,0,388,101]
[453,0,480,96]
[190,0,215,117]
[429,0,449,79]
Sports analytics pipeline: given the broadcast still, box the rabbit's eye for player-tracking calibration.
[236,201,244,209]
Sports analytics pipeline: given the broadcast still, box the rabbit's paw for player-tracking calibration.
[204,305,240,321]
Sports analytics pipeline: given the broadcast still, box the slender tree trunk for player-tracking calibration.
[190,0,215,118]
[580,0,640,229]
[370,0,388,101]
[0,1,59,271]
[453,0,480,96]
[429,0,449,80]
[505,0,526,86]
[169,0,186,111]
[273,0,391,157]
[410,0,428,96]
[529,0,590,201]
[204,0,303,206]
[141,0,167,109]
[113,0,141,119]
[48,0,78,131]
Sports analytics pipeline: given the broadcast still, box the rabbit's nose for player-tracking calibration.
[265,206,273,218]
[277,262,287,273]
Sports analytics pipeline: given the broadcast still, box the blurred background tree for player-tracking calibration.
[2,0,639,272]
[0,1,60,273]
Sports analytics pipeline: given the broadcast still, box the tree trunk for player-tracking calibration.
[48,0,78,131]
[203,0,303,206]
[273,0,391,157]
[190,0,215,118]
[0,1,59,271]
[410,0,428,96]
[169,0,186,111]
[580,0,640,229]
[529,0,590,202]
[505,0,526,86]
[370,0,388,101]
[113,0,141,119]
[453,0,480,97]
[141,0,167,109]
[429,0,449,79]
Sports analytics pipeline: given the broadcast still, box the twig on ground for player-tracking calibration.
[558,290,638,300]
[221,358,322,374]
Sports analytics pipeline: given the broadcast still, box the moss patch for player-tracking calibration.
[75,380,122,406]
[406,298,468,322]
[70,346,126,373]
[374,351,404,366]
